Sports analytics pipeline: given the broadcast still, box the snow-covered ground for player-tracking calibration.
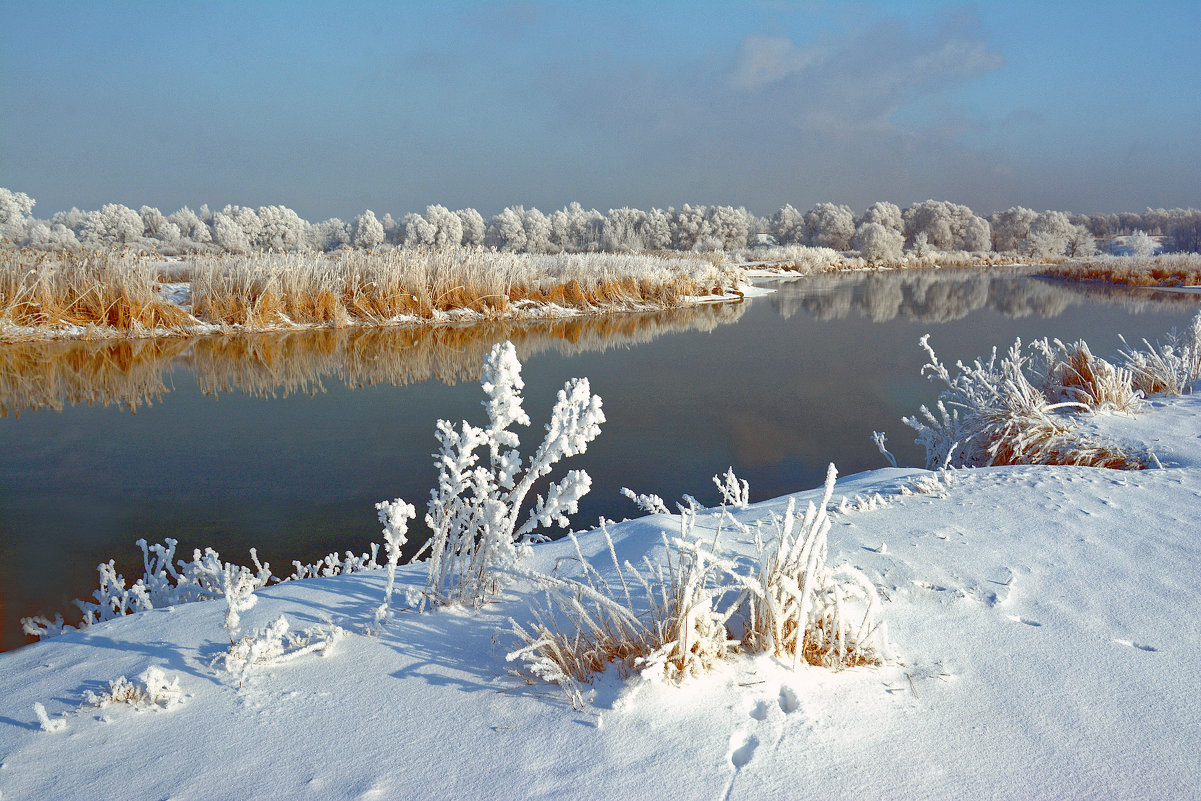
[2,395,1200,799]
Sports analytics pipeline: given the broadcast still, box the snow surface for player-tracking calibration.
[2,397,1200,800]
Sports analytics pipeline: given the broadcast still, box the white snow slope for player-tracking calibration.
[2,398,1199,800]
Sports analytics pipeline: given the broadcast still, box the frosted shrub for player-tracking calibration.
[21,538,274,640]
[713,467,750,509]
[374,498,417,624]
[389,341,605,608]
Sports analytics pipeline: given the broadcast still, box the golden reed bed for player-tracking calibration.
[0,246,744,341]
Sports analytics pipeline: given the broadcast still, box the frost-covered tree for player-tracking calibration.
[423,205,463,248]
[990,206,1038,252]
[903,200,990,252]
[602,207,647,252]
[854,221,904,262]
[1166,214,1201,253]
[351,209,386,249]
[804,203,855,250]
[140,207,182,246]
[1126,229,1158,258]
[216,205,264,252]
[167,207,213,244]
[858,201,903,234]
[1022,211,1076,259]
[672,204,712,250]
[308,218,351,251]
[79,203,145,247]
[1065,225,1097,257]
[643,207,673,250]
[522,207,552,254]
[769,204,804,245]
[212,212,251,252]
[706,205,752,250]
[456,208,486,247]
[486,207,528,251]
[256,205,307,251]
[403,212,437,247]
[0,187,36,241]
[23,222,81,249]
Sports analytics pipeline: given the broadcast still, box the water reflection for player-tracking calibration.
[771,268,1199,323]
[0,302,745,417]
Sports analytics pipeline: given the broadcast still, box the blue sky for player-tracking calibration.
[2,1,1198,220]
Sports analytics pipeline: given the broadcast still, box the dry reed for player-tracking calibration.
[1043,254,1201,288]
[1,245,744,341]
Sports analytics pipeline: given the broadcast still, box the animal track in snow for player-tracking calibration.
[749,700,770,721]
[729,732,759,769]
[1006,615,1041,627]
[777,685,800,714]
[1114,639,1157,652]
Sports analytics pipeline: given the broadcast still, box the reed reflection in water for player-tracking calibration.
[0,301,745,417]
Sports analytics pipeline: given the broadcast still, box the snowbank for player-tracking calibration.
[2,393,1199,799]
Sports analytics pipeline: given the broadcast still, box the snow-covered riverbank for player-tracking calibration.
[2,387,1199,800]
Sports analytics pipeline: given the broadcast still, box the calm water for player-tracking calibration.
[2,268,1196,651]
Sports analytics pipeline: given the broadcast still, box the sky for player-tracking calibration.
[2,0,1199,221]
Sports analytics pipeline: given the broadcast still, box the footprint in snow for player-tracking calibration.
[728,733,759,769]
[749,700,770,721]
[778,685,800,715]
[1006,614,1041,627]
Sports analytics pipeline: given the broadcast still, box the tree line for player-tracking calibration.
[2,187,1198,258]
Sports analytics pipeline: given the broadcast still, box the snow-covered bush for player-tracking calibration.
[713,467,750,509]
[374,498,417,624]
[387,341,605,608]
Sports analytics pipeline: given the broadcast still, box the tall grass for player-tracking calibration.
[1043,253,1201,287]
[0,245,744,340]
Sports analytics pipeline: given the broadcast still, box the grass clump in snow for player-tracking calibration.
[508,466,888,708]
[904,308,1201,469]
